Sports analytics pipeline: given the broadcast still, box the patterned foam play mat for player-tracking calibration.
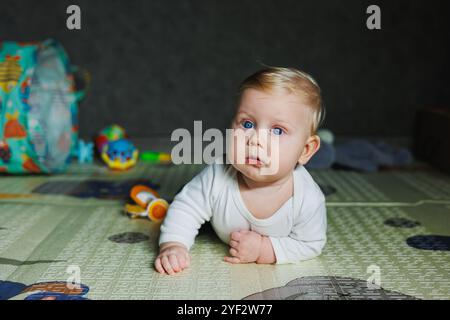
[0,162,449,300]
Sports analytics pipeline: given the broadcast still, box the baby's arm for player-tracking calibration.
[257,236,277,263]
[269,201,327,264]
[225,201,327,264]
[155,164,215,275]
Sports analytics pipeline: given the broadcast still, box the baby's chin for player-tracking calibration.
[231,163,281,183]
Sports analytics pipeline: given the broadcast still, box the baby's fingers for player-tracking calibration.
[161,255,175,275]
[169,254,181,272]
[178,254,187,269]
[224,256,241,264]
[229,248,238,257]
[231,231,241,241]
[229,240,239,248]
[154,257,166,274]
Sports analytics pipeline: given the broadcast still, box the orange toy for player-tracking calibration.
[124,185,169,222]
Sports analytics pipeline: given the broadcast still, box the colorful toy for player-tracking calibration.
[77,139,94,164]
[101,139,138,171]
[124,185,169,222]
[0,40,84,174]
[140,151,172,164]
[95,125,138,170]
[95,124,127,154]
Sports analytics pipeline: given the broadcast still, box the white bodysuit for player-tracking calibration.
[159,158,327,264]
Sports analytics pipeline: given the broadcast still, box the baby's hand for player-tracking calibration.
[224,230,262,264]
[154,242,190,275]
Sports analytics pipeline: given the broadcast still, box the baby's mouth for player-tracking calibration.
[245,156,265,167]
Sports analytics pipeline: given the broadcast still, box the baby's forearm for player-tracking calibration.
[256,236,276,264]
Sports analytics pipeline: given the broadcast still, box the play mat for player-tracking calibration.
[0,161,449,300]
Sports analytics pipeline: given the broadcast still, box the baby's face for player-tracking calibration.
[228,88,315,183]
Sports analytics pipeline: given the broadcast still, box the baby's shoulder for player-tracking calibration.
[295,165,325,203]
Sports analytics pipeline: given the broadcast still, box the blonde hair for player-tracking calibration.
[238,67,325,134]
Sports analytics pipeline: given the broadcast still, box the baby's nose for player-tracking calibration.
[248,132,260,146]
[247,129,270,148]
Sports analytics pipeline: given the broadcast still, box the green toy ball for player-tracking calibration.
[100,124,126,141]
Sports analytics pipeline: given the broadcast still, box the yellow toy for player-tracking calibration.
[101,139,138,171]
[124,185,169,222]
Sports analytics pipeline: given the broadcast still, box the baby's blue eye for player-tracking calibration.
[242,120,254,129]
[272,127,284,135]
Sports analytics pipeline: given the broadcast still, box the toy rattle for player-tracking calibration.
[95,125,138,171]
[124,185,169,222]
[101,139,138,171]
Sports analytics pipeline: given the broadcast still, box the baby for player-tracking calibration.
[154,67,327,275]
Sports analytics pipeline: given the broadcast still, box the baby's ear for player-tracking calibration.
[298,135,321,165]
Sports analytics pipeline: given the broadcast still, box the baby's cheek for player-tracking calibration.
[279,139,302,163]
[264,153,295,178]
[228,132,247,163]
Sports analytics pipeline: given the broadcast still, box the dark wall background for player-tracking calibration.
[1,0,450,141]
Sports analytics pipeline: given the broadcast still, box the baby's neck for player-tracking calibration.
[238,171,293,194]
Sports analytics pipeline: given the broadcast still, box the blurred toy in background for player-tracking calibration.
[334,139,412,172]
[124,185,169,222]
[0,39,88,174]
[95,125,138,171]
[101,139,138,171]
[94,124,127,154]
[306,128,413,172]
[140,151,171,164]
[77,139,93,164]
